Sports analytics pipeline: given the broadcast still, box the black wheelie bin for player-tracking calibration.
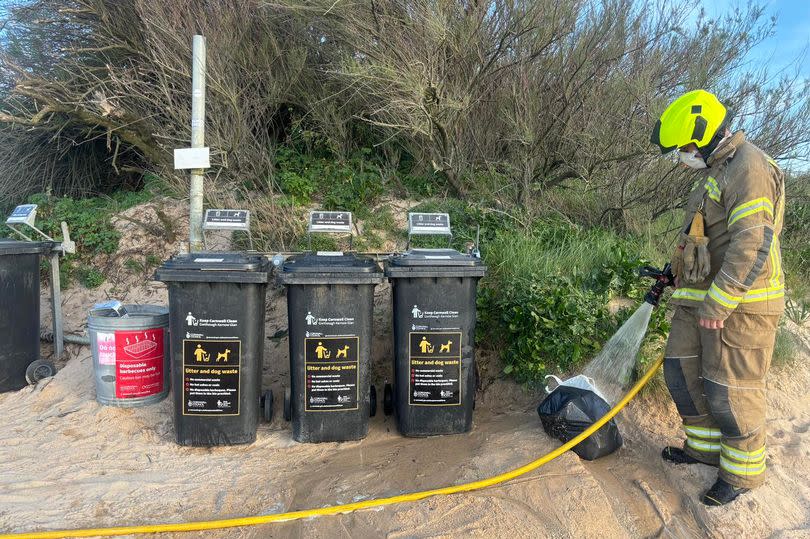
[280,252,383,442]
[155,252,272,446]
[0,240,54,392]
[385,248,487,436]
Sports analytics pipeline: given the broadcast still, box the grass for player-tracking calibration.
[772,325,798,368]
[485,225,643,283]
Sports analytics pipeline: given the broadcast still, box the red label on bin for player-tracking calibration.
[114,329,164,399]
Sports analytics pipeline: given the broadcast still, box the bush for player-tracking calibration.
[783,177,810,301]
[1,190,150,288]
[275,148,384,218]
[76,265,105,289]
[477,222,670,384]
[772,325,798,368]
[480,275,616,382]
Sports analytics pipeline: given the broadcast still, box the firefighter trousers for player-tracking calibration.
[663,306,779,488]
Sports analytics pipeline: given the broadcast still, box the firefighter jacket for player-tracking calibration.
[671,131,785,320]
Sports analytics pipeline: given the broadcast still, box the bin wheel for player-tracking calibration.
[369,385,377,417]
[283,387,292,422]
[383,383,394,416]
[26,359,56,385]
[261,390,274,422]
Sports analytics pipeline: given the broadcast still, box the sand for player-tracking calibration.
[2,200,809,538]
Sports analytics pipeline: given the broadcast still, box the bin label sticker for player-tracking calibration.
[96,332,116,365]
[114,329,165,399]
[408,331,462,406]
[182,339,241,416]
[410,305,459,320]
[304,311,355,328]
[304,336,359,412]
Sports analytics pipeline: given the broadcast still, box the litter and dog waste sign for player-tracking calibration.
[308,211,352,233]
[304,336,359,411]
[182,339,241,416]
[408,331,462,406]
[408,212,451,235]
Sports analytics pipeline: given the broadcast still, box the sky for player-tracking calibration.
[702,0,810,77]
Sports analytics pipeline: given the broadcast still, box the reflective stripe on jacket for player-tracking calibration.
[671,131,786,320]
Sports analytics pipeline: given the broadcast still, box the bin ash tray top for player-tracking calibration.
[0,239,55,256]
[154,252,270,284]
[89,303,168,320]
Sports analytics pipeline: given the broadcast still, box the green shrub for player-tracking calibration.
[277,170,316,205]
[477,223,670,384]
[479,275,615,382]
[1,190,151,288]
[783,193,810,301]
[274,148,384,218]
[76,265,105,288]
[28,193,121,255]
[399,172,447,199]
[772,325,798,368]
[295,233,339,252]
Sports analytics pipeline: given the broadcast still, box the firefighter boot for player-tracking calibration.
[662,446,718,467]
[702,477,750,506]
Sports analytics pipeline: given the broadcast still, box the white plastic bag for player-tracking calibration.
[544,374,609,403]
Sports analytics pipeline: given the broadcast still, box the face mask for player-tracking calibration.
[678,150,707,169]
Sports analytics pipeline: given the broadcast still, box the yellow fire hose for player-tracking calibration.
[2,356,663,539]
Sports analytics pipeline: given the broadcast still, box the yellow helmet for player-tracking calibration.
[650,90,727,154]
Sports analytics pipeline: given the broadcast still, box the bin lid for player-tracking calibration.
[0,240,54,256]
[389,248,483,267]
[386,248,487,278]
[282,252,380,274]
[154,252,270,284]
[280,252,383,285]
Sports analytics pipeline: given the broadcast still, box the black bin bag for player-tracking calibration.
[537,379,623,461]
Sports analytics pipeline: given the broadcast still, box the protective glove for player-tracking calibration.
[682,235,710,283]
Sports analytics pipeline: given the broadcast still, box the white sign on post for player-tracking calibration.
[6,204,38,226]
[408,212,452,235]
[308,211,353,233]
[174,147,210,170]
[203,209,250,231]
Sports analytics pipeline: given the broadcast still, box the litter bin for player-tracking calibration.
[280,252,383,442]
[385,248,487,436]
[0,240,54,392]
[88,304,170,407]
[155,253,271,446]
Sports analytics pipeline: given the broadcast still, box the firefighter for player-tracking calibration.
[650,90,785,506]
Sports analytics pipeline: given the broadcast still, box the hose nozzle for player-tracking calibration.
[639,263,675,307]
